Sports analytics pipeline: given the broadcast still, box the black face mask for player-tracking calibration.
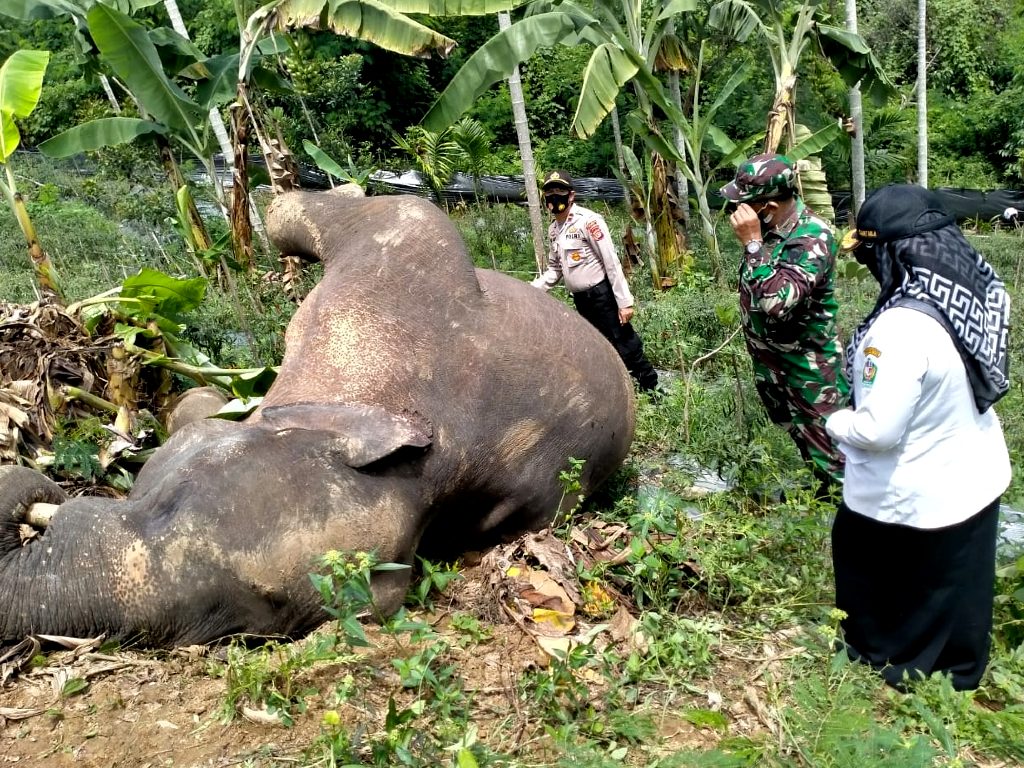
[856,241,903,297]
[545,192,571,214]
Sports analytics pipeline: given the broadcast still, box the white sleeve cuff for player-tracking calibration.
[825,408,854,441]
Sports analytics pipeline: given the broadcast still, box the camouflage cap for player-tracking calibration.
[720,153,797,203]
[542,170,574,191]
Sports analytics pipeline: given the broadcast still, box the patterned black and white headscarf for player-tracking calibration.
[846,223,1010,412]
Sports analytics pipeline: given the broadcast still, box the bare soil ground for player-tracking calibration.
[0,559,781,768]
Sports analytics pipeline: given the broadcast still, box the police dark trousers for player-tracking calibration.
[572,280,659,391]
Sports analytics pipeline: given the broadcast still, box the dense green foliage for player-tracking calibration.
[2,0,1019,193]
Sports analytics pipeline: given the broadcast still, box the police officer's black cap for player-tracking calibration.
[542,170,574,191]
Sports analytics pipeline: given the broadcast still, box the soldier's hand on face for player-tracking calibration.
[729,203,763,244]
[618,306,634,325]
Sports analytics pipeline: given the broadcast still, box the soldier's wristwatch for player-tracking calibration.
[744,240,763,255]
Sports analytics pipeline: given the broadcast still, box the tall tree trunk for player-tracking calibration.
[498,12,545,274]
[845,0,866,214]
[763,68,796,155]
[650,153,684,288]
[916,0,928,187]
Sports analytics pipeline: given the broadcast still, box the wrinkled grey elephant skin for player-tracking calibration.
[0,187,635,648]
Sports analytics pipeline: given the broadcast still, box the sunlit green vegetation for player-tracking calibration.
[4,161,1024,764]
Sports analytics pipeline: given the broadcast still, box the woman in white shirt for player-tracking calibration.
[826,184,1011,691]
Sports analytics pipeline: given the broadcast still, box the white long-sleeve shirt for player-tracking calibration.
[531,204,634,309]
[825,306,1010,528]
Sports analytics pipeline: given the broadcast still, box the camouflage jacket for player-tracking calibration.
[738,199,847,387]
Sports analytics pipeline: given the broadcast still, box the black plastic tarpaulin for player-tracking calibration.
[363,170,626,204]
[927,188,1024,222]
[301,164,1024,224]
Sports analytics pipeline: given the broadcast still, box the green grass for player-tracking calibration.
[6,172,1024,767]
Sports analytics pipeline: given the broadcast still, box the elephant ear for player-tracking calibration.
[259,403,432,468]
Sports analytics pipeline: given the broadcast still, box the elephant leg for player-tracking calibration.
[163,386,230,435]
[0,466,67,554]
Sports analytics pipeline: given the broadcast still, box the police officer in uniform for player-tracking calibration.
[531,170,659,392]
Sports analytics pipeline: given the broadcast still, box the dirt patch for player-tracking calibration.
[2,653,292,767]
[1,561,779,767]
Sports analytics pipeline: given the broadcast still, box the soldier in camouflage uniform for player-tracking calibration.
[722,153,848,490]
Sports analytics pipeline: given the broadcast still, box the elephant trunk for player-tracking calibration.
[1,497,126,642]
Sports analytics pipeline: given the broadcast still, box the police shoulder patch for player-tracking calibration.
[586,220,604,241]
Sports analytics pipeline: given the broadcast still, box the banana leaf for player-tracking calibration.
[86,3,205,136]
[38,116,167,157]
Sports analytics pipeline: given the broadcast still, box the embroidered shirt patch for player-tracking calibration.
[862,358,878,386]
[570,252,582,262]
[864,346,882,358]
[586,221,604,241]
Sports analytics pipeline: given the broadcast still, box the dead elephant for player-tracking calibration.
[0,187,635,647]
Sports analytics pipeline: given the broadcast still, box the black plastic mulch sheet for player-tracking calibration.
[357,170,1023,225]
[362,170,626,205]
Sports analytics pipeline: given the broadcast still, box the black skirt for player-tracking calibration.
[831,497,1001,691]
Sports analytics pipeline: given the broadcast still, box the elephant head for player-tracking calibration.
[0,187,635,647]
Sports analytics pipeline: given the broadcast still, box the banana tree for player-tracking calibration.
[0,0,163,100]
[159,0,465,268]
[383,0,547,271]
[420,0,728,288]
[624,41,760,282]
[34,3,223,268]
[3,0,288,271]
[0,50,64,303]
[708,0,892,162]
[216,0,463,288]
[238,0,461,187]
